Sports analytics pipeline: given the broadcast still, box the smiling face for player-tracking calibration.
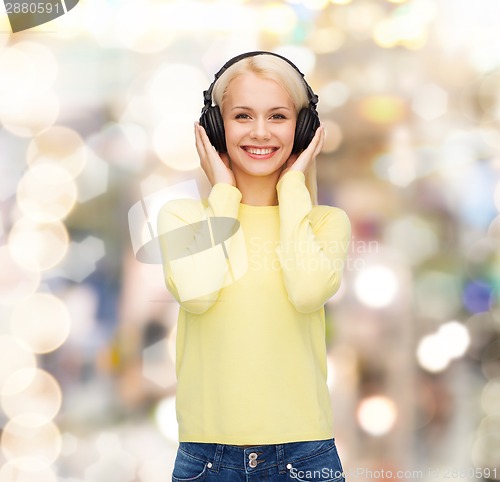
[221,72,297,179]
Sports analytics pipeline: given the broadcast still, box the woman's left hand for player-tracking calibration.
[278,125,324,182]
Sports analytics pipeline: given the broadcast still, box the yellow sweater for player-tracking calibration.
[157,171,351,444]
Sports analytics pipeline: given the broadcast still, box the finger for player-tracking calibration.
[305,125,323,158]
[194,123,207,161]
[198,124,217,154]
[312,125,325,157]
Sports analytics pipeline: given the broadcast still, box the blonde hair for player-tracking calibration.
[211,54,319,205]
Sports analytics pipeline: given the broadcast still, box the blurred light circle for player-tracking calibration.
[318,81,350,110]
[261,4,298,35]
[373,19,398,48]
[26,126,87,178]
[463,237,500,281]
[1,89,59,138]
[308,27,345,54]
[358,95,407,124]
[0,414,61,470]
[10,293,71,354]
[155,396,178,443]
[415,270,462,321]
[0,462,57,482]
[274,46,316,76]
[153,116,200,171]
[495,181,500,212]
[0,336,36,389]
[8,218,69,272]
[478,416,500,437]
[0,16,10,48]
[0,48,37,104]
[148,63,207,115]
[87,122,148,171]
[438,321,470,359]
[385,216,438,266]
[17,163,77,223]
[321,120,343,153]
[481,378,500,416]
[343,1,385,40]
[463,280,494,314]
[472,432,500,477]
[477,71,500,121]
[79,0,114,44]
[119,94,150,126]
[1,368,62,421]
[354,265,398,308]
[357,396,397,436]
[297,0,329,9]
[417,334,450,373]
[40,0,85,38]
[11,42,58,91]
[410,381,436,430]
[412,83,448,121]
[465,312,498,361]
[481,340,500,380]
[114,1,174,53]
[0,247,40,305]
[489,215,500,239]
[478,123,500,151]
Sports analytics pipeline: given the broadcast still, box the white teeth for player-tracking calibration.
[246,148,274,155]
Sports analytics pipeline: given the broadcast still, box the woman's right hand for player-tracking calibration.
[194,122,236,187]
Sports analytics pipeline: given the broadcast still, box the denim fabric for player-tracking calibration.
[171,438,345,482]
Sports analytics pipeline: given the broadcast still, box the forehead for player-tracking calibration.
[223,73,294,107]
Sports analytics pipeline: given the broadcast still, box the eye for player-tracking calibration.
[270,113,287,120]
[235,113,251,119]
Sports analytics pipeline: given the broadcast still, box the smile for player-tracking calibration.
[245,147,275,155]
[241,146,279,159]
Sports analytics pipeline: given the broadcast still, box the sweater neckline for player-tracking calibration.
[239,202,279,212]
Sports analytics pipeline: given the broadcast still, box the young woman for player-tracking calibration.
[158,51,351,482]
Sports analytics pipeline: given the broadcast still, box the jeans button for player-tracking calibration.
[249,459,258,468]
[248,453,258,460]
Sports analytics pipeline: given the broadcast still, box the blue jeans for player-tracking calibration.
[171,438,345,482]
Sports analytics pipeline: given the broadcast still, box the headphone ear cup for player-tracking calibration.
[200,105,227,153]
[293,107,320,154]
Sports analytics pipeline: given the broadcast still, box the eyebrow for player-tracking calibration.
[230,106,292,111]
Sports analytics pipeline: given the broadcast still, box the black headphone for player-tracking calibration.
[199,51,320,154]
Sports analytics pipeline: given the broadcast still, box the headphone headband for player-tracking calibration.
[202,51,318,112]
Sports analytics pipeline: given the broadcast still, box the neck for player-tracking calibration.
[233,169,281,206]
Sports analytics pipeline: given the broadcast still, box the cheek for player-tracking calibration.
[279,124,296,150]
[222,122,239,145]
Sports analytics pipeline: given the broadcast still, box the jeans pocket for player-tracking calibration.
[172,448,209,482]
[287,442,345,482]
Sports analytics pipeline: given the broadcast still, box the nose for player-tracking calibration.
[250,117,271,140]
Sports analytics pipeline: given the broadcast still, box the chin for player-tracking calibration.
[237,162,285,178]
[230,152,288,178]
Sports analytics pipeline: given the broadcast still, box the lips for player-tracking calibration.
[241,146,279,159]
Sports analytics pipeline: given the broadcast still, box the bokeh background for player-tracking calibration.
[1,0,500,480]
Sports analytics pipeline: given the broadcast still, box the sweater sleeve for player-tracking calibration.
[157,182,243,314]
[275,170,351,313]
